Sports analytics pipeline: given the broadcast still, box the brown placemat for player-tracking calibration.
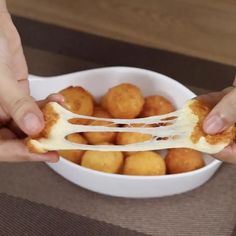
[0,193,146,236]
[0,162,236,236]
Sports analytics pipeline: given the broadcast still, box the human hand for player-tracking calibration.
[198,85,236,164]
[0,2,60,162]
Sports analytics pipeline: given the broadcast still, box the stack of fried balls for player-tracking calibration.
[57,83,205,176]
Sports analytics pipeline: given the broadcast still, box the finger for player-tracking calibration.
[202,87,236,134]
[0,81,29,127]
[12,44,28,83]
[18,78,30,93]
[7,93,65,138]
[0,63,44,136]
[0,139,59,162]
[196,89,232,108]
[0,105,10,125]
[0,128,16,139]
[214,143,236,164]
[6,121,25,138]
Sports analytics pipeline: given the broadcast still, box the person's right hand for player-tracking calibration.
[198,85,236,164]
[0,7,60,162]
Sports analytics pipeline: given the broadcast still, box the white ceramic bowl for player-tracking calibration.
[29,67,222,198]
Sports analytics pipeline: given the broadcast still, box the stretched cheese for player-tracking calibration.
[26,100,235,154]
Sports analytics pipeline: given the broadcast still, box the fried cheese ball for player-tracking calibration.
[165,148,205,174]
[81,142,124,174]
[116,123,153,156]
[58,133,88,164]
[59,86,94,124]
[100,94,108,110]
[140,95,175,117]
[101,83,144,118]
[83,106,117,144]
[123,151,166,176]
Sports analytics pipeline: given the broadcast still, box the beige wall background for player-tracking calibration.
[7,0,236,66]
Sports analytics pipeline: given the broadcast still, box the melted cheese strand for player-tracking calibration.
[27,100,232,154]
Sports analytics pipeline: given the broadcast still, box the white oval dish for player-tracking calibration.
[29,66,221,198]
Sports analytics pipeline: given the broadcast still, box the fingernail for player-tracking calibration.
[23,113,42,134]
[204,115,226,134]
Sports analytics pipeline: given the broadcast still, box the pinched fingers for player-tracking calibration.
[214,143,236,164]
[0,138,59,162]
[7,93,64,138]
[197,87,236,135]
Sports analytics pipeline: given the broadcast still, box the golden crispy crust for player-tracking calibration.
[25,138,46,153]
[59,86,94,124]
[104,83,144,119]
[140,95,175,117]
[190,100,235,145]
[26,103,59,153]
[165,148,205,174]
[37,103,59,139]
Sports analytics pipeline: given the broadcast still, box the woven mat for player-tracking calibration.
[0,193,145,236]
[1,162,236,235]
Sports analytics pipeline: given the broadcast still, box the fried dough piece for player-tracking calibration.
[83,106,117,144]
[140,95,175,117]
[58,133,87,164]
[165,148,205,174]
[59,86,94,124]
[101,83,144,119]
[81,142,124,174]
[123,151,166,176]
[116,123,153,156]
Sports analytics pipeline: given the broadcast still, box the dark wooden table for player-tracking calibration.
[0,16,235,236]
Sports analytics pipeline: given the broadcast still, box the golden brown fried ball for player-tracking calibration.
[58,133,88,164]
[116,123,153,156]
[101,83,144,118]
[81,142,124,174]
[100,95,108,110]
[83,106,117,144]
[59,86,94,124]
[165,148,205,174]
[123,151,166,176]
[140,95,175,117]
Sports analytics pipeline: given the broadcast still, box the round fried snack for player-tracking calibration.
[59,86,94,124]
[102,83,144,118]
[140,95,175,117]
[165,148,205,174]
[81,142,124,174]
[100,95,108,110]
[123,151,166,176]
[58,133,88,164]
[83,106,117,144]
[116,123,153,156]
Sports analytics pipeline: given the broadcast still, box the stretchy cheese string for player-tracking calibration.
[27,100,232,154]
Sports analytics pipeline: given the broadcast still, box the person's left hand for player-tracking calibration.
[0,10,62,162]
[0,94,64,162]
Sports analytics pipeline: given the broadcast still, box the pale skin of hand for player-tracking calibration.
[0,1,60,162]
[199,82,236,164]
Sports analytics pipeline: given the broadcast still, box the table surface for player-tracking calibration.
[0,16,236,236]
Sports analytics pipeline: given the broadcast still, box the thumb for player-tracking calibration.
[0,64,44,136]
[203,87,236,134]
